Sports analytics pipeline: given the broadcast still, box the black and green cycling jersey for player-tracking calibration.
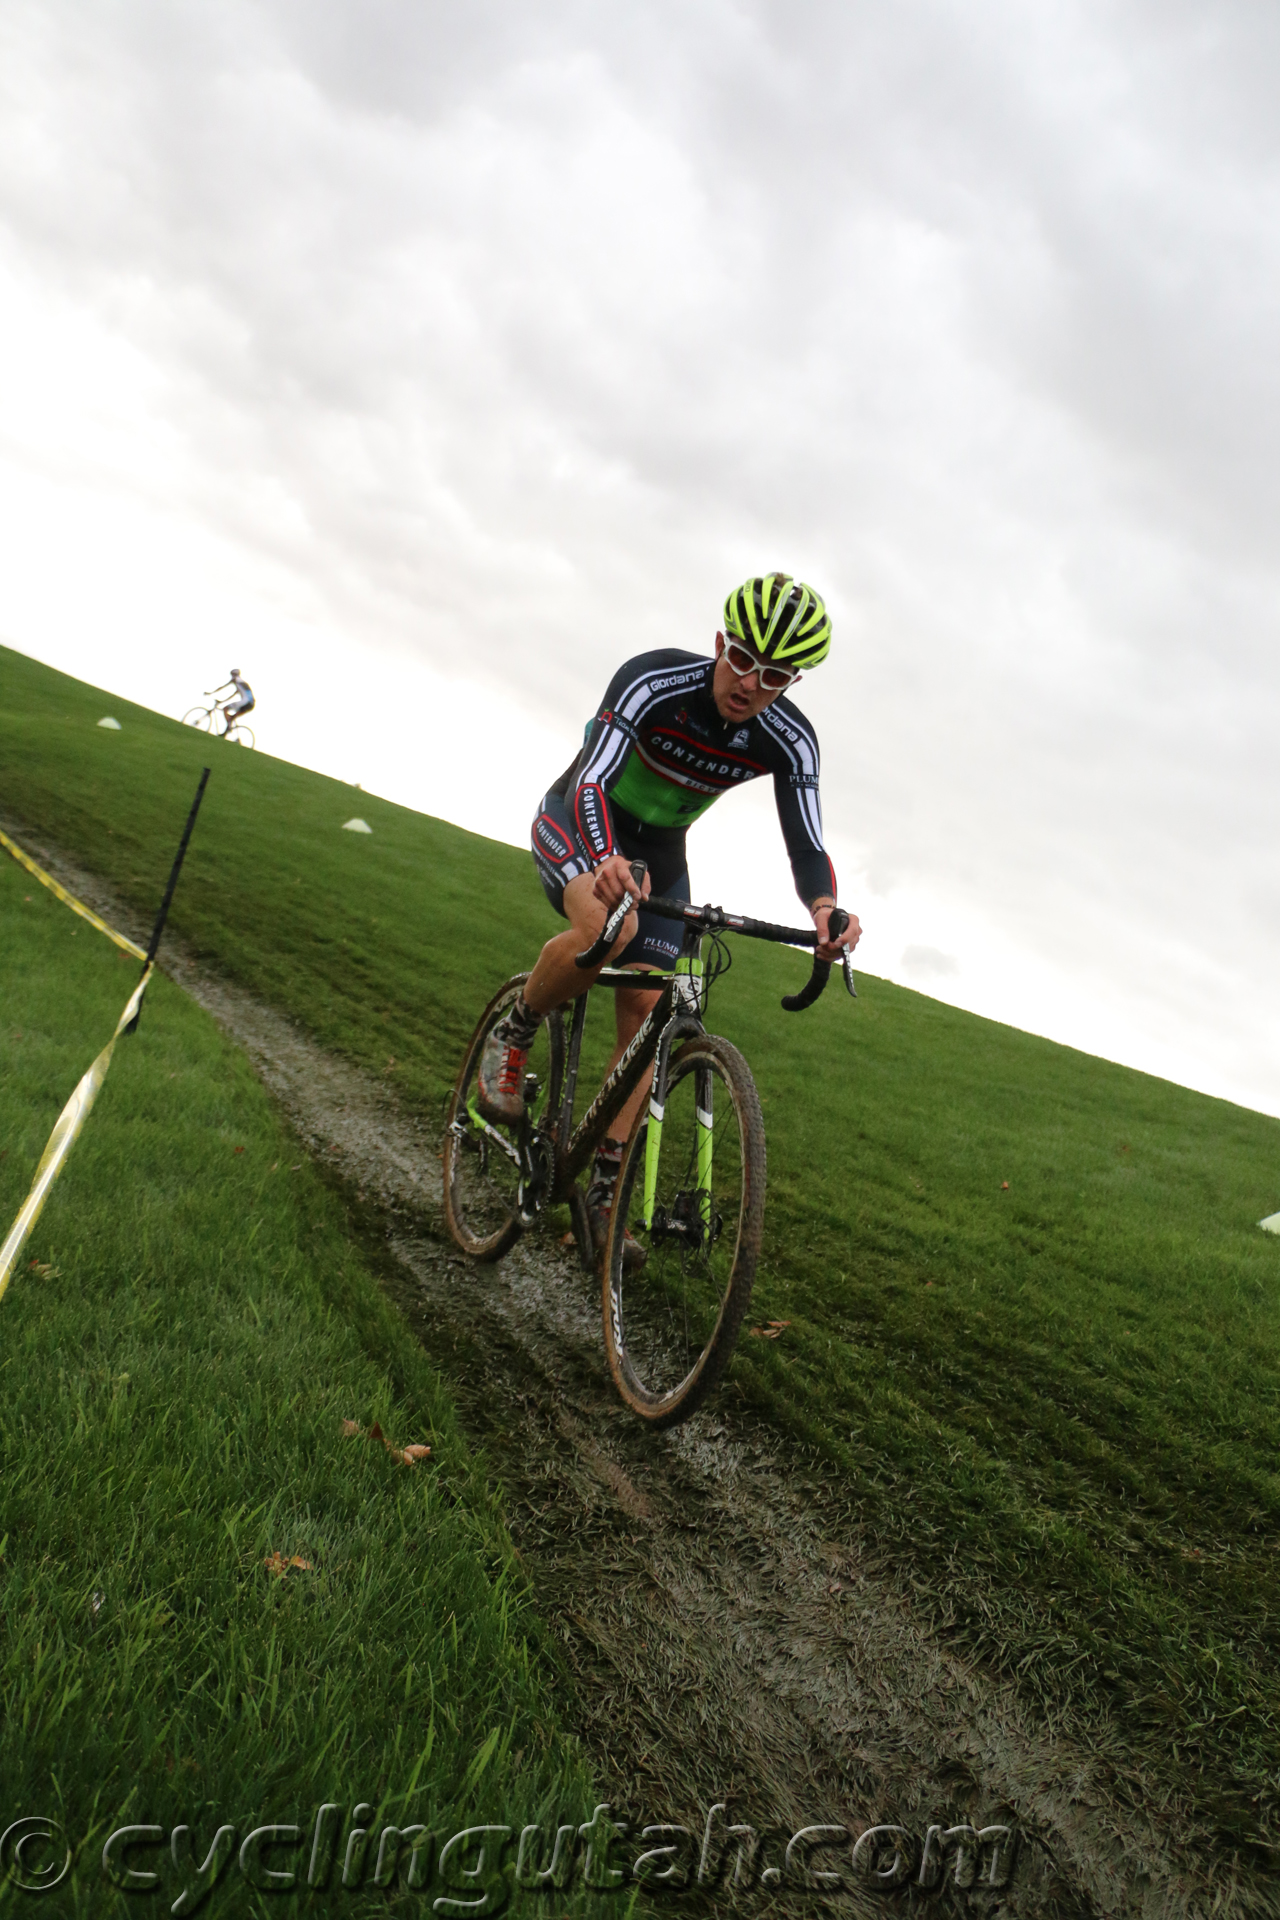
[547,648,836,908]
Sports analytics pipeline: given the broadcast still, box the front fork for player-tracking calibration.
[695,1064,714,1233]
[641,948,707,1231]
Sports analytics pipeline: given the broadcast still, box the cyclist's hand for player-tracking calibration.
[592,855,651,912]
[813,901,861,962]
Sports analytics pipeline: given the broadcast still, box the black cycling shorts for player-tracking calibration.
[531,788,690,971]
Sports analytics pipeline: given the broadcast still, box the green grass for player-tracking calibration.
[0,845,622,1915]
[722,949,1280,1849]
[3,641,1279,1867]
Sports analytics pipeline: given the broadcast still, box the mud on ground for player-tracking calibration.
[6,816,1266,1920]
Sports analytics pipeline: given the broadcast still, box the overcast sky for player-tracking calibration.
[2,1,1278,1121]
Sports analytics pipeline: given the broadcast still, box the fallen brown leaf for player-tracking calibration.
[264,1552,313,1579]
[233,1145,245,1155]
[749,1320,792,1340]
[341,1417,431,1465]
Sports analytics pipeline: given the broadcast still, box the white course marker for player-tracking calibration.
[97,717,122,729]
[341,818,372,833]
[1259,1212,1280,1235]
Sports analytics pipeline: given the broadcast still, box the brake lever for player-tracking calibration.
[574,859,648,969]
[780,904,856,1012]
[574,894,633,970]
[825,906,857,997]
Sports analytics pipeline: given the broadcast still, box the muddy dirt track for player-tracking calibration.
[7,817,1267,1920]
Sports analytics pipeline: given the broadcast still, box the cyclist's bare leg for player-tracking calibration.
[523,876,662,1137]
[477,875,633,1127]
[603,975,663,1143]
[522,872,638,1018]
[587,969,662,1266]
[512,878,660,1162]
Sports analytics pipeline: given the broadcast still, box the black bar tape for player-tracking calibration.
[781,960,832,1013]
[781,904,851,1013]
[643,895,819,947]
[574,857,649,971]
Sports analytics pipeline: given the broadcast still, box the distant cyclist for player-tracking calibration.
[212,668,255,735]
[477,572,861,1262]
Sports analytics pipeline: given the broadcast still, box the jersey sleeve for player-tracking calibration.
[762,704,837,908]
[566,659,645,865]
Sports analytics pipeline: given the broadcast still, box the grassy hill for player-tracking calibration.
[0,662,619,1915]
[3,640,1278,1873]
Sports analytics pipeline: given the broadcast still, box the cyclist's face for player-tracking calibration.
[711,633,799,723]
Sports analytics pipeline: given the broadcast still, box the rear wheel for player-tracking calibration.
[442,977,564,1262]
[603,1034,765,1426]
[182,706,214,731]
[227,722,255,748]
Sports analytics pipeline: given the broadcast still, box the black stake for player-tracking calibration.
[126,766,211,1033]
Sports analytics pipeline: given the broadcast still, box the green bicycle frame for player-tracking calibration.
[695,1064,714,1233]
[642,950,705,1230]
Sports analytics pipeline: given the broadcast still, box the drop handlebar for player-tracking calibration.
[572,874,856,1011]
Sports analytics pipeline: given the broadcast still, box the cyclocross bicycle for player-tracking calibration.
[443,864,855,1427]
[182,697,255,748]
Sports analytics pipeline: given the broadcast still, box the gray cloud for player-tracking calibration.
[902,946,960,980]
[1,0,1277,1103]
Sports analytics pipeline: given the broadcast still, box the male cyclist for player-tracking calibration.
[212,668,255,734]
[478,572,861,1261]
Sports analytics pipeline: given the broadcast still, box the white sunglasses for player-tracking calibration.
[722,637,800,692]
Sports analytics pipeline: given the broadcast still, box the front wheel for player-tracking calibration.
[603,1033,765,1427]
[182,706,215,732]
[442,977,564,1262]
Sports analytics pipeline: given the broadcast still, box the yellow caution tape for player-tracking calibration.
[0,967,153,1304]
[0,828,147,961]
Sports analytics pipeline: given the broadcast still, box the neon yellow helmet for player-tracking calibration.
[722,571,831,670]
